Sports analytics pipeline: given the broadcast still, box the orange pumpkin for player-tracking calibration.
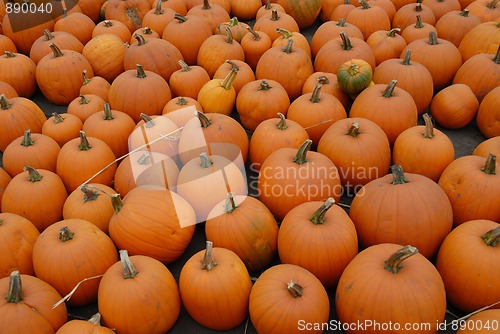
[82,33,127,83]
[302,72,350,109]
[367,28,407,65]
[0,81,18,98]
[54,10,96,45]
[142,2,176,36]
[91,19,132,43]
[253,9,300,42]
[400,14,437,44]
[80,69,110,102]
[429,83,479,129]
[240,27,273,71]
[473,136,500,158]
[456,309,500,334]
[29,29,84,65]
[197,66,238,115]
[310,18,364,59]
[67,94,106,123]
[392,2,436,31]
[434,9,481,48]
[186,0,230,34]
[55,313,115,334]
[476,85,500,138]
[457,21,500,62]
[42,112,83,148]
[162,98,203,128]
[104,0,151,33]
[213,59,256,96]
[346,0,392,40]
[276,0,321,29]
[0,51,37,98]
[168,60,211,100]
[0,167,11,208]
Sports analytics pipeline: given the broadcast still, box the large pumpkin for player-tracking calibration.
[276,0,321,29]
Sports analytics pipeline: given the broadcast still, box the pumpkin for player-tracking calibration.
[236,79,291,132]
[456,309,500,334]
[256,38,314,101]
[0,34,17,53]
[0,167,11,208]
[0,81,18,98]
[142,2,176,36]
[435,9,482,48]
[56,131,117,193]
[276,0,321,29]
[336,58,374,99]
[62,183,117,234]
[108,64,171,123]
[129,26,159,43]
[400,14,437,44]
[29,29,84,65]
[473,136,500,158]
[97,250,181,334]
[0,271,67,333]
[438,153,500,226]
[128,114,180,158]
[82,103,136,159]
[108,188,196,263]
[186,0,231,34]
[392,113,455,182]
[42,112,83,148]
[310,18,364,59]
[1,167,68,232]
[78,0,104,22]
[272,28,311,58]
[240,27,273,71]
[430,83,479,129]
[421,0,461,21]
[32,218,118,307]
[367,28,407,65]
[349,80,418,145]
[302,72,350,108]
[349,165,453,258]
[82,33,127,83]
[176,153,248,222]
[104,0,151,33]
[54,10,96,45]
[50,0,83,23]
[80,69,110,102]
[346,0,392,40]
[177,111,249,167]
[2,130,61,177]
[179,241,253,330]
[197,65,238,115]
[257,139,342,221]
[36,43,94,105]
[476,85,500,138]
[286,82,347,146]
[213,59,256,96]
[392,1,437,31]
[0,51,37,98]
[249,113,309,172]
[162,98,203,128]
[55,313,114,334]
[457,21,500,62]
[367,0,397,21]
[253,9,300,42]
[319,0,346,21]
[91,19,132,43]
[317,117,391,190]
[373,49,434,114]
[336,244,447,333]
[256,0,286,20]
[67,94,106,123]
[453,45,500,104]
[465,0,500,22]
[436,219,500,313]
[168,60,211,100]
[0,213,39,278]
[249,263,330,334]
[278,198,358,288]
[330,0,357,21]
[205,193,278,272]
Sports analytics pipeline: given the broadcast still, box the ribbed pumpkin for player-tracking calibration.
[179,241,253,330]
[278,198,358,288]
[162,98,203,128]
[186,0,231,34]
[302,72,350,109]
[108,188,196,264]
[142,2,176,36]
[476,85,500,139]
[32,218,118,307]
[0,167,12,212]
[0,51,37,98]
[465,0,500,22]
[421,0,461,21]
[42,112,83,148]
[55,313,115,334]
[67,94,106,123]
[276,0,321,29]
[346,0,392,40]
[92,19,132,43]
[392,1,437,31]
[458,21,500,62]
[400,14,437,44]
[104,0,151,33]
[473,136,500,158]
[438,153,500,226]
[253,9,300,42]
[349,165,453,258]
[434,9,482,48]
[128,114,180,158]
[310,18,364,59]
[205,193,278,272]
[0,81,18,98]
[213,59,256,96]
[54,10,96,45]
[240,27,273,71]
[197,66,238,115]
[457,309,500,334]
[168,60,211,100]
[367,28,407,65]
[80,69,110,102]
[82,33,127,83]
[336,58,374,99]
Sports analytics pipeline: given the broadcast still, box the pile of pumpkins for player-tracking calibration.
[0,0,499,332]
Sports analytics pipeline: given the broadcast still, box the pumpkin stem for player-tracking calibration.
[258,80,272,91]
[481,226,500,247]
[43,29,54,41]
[384,245,419,274]
[82,69,91,85]
[201,0,211,10]
[178,60,191,72]
[196,110,212,128]
[223,192,238,213]
[401,49,412,65]
[336,18,347,27]
[59,226,75,242]
[422,113,434,139]
[264,0,272,9]
[24,166,43,182]
[140,113,156,128]
[78,131,92,151]
[201,241,218,270]
[48,43,64,58]
[222,25,234,44]
[287,280,303,298]
[137,151,152,165]
[310,198,335,225]
[0,94,11,110]
[481,154,496,175]
[276,112,288,130]
[310,83,323,103]
[111,193,124,213]
[487,0,498,9]
[21,129,34,147]
[246,26,261,41]
[52,112,65,124]
[346,122,361,137]
[5,271,23,304]
[154,0,164,14]
[340,32,353,51]
[4,51,16,58]
[282,38,294,54]
[428,31,439,45]
[316,75,330,85]
[276,27,293,39]
[414,14,424,28]
[88,313,103,326]
[293,139,313,165]
[199,152,213,168]
[133,33,147,46]
[102,103,114,120]
[359,0,371,9]
[460,9,470,17]
[119,250,139,279]
[387,28,401,37]
[391,165,410,184]
[78,94,91,105]
[271,9,280,21]
[103,20,114,27]
[493,45,500,64]
[136,64,147,79]
[80,185,100,202]
[382,80,398,98]
[173,13,188,23]
[220,66,238,90]
[175,97,189,106]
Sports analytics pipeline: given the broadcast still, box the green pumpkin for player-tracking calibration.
[337,58,374,100]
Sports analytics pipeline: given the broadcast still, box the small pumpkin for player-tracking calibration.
[42,112,83,148]
[276,0,321,29]
[456,309,500,334]
[434,9,481,48]
[29,29,84,65]
[168,60,211,100]
[82,33,127,83]
[92,19,132,43]
[476,85,500,138]
[429,83,479,129]
[0,51,37,98]
[197,65,238,115]
[336,58,374,99]
[55,313,114,334]
[67,94,106,123]
[473,136,500,158]
[80,69,110,103]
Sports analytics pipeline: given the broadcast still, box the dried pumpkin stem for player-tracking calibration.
[178,60,191,72]
[140,113,156,128]
[4,51,16,58]
[80,185,100,202]
[133,33,147,46]
[387,28,401,36]
[43,29,54,41]
[271,9,280,21]
[481,226,500,247]
[201,241,217,271]
[493,45,500,64]
[310,198,335,225]
[276,112,288,130]
[460,8,470,16]
[6,271,23,304]
[336,18,347,27]
[79,94,90,105]
[428,31,439,45]
[222,25,234,44]
[340,32,353,51]
[24,166,43,182]
[78,131,92,151]
[276,28,293,39]
[88,313,103,325]
[136,64,147,78]
[111,193,124,213]
[391,164,410,184]
[414,14,424,28]
[52,112,65,123]
[202,0,211,10]
[401,49,412,66]
[103,103,114,120]
[382,80,398,98]
[49,43,64,57]
[310,83,323,103]
[287,280,303,298]
[359,0,371,9]
[487,0,498,9]
[282,38,294,54]
[21,129,34,147]
[59,226,74,242]
[174,13,188,23]
[153,0,163,14]
[200,152,213,168]
[223,192,238,213]
[196,110,212,128]
[264,0,272,9]
[82,70,91,85]
[346,122,361,137]
[0,94,11,109]
[316,75,330,85]
[175,97,189,106]
[103,20,113,27]
[220,67,238,90]
[481,154,496,175]
[246,26,261,41]
[384,245,419,274]
[258,80,272,91]
[421,113,435,138]
[120,250,139,279]
[293,139,313,165]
